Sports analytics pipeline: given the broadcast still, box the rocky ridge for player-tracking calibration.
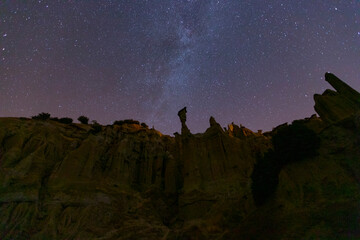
[0,73,359,239]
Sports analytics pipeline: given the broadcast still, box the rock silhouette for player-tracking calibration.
[0,73,359,239]
[314,72,360,123]
[178,106,190,135]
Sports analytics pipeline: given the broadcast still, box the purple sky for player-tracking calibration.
[1,1,360,134]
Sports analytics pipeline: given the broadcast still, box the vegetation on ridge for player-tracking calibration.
[77,115,89,124]
[31,112,51,120]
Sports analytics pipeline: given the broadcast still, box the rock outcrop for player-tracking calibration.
[0,73,360,239]
[314,72,360,123]
[227,122,255,139]
[178,107,190,135]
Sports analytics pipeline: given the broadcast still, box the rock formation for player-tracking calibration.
[314,72,360,123]
[227,122,255,139]
[178,107,190,135]
[0,73,359,239]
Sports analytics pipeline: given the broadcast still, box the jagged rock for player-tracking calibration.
[206,116,223,134]
[209,116,219,127]
[324,72,360,105]
[314,73,360,123]
[227,123,254,139]
[178,107,190,135]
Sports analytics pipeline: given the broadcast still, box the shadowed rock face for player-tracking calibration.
[0,73,360,239]
[314,73,360,123]
[0,117,265,239]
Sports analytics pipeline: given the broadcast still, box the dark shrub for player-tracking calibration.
[32,112,51,120]
[124,119,140,125]
[113,120,123,126]
[90,120,102,134]
[113,119,140,126]
[58,117,73,124]
[141,122,148,128]
[78,115,89,124]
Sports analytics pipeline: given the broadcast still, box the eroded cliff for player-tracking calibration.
[0,73,359,239]
[0,115,269,239]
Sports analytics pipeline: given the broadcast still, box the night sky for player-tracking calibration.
[1,1,360,135]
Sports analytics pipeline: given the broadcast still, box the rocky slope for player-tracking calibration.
[0,73,359,239]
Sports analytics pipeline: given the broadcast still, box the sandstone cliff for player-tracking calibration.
[0,73,359,239]
[0,117,267,239]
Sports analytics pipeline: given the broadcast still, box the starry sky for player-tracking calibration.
[1,1,360,135]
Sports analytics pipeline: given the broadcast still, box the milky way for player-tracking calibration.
[1,1,360,134]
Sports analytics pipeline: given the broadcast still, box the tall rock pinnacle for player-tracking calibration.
[178,107,190,135]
